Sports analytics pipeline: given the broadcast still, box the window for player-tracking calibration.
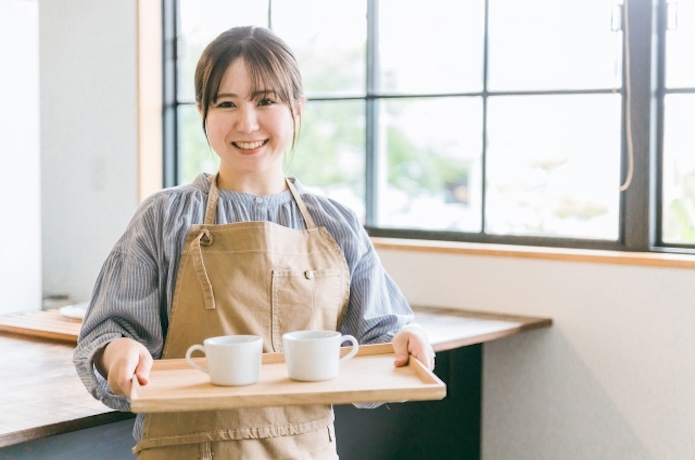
[164,0,695,253]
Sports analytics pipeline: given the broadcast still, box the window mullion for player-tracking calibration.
[365,0,379,226]
[162,0,178,188]
[622,0,657,251]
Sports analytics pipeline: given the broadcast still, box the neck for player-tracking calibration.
[215,170,288,195]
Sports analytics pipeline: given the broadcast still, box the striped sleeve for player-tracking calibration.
[302,194,414,343]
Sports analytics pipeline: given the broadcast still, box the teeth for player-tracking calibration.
[235,140,265,149]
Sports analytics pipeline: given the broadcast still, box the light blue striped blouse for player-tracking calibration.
[73,173,413,441]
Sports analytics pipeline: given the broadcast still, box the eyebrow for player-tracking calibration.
[216,90,277,100]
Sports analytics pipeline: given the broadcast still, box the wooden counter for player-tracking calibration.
[412,306,551,352]
[0,306,551,449]
[0,333,134,448]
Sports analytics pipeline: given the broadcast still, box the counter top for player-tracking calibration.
[412,306,551,352]
[0,333,133,448]
[0,306,551,447]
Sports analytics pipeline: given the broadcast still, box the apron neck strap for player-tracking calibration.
[204,175,220,225]
[286,177,316,229]
[205,174,316,229]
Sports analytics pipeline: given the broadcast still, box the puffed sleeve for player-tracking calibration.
[73,197,166,412]
[305,195,414,343]
[339,223,414,344]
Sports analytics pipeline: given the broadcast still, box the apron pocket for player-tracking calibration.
[271,267,344,350]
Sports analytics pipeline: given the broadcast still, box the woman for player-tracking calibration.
[74,26,434,459]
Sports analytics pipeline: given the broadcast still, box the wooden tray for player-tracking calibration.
[130,343,446,413]
[0,310,81,343]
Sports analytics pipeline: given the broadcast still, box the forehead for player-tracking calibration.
[217,57,278,99]
[217,58,253,96]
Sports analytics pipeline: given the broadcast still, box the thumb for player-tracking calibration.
[134,353,152,385]
[392,335,411,367]
[393,350,410,367]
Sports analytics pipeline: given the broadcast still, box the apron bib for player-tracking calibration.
[134,176,350,459]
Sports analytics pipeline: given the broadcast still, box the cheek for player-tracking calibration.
[205,116,228,142]
[272,113,296,141]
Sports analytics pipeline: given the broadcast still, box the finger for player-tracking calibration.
[108,369,133,397]
[120,377,133,397]
[409,344,435,370]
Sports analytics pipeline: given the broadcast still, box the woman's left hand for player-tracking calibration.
[392,323,435,371]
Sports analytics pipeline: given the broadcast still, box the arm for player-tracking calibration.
[73,199,167,408]
[321,204,434,370]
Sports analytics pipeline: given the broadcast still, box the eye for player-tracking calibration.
[258,97,276,107]
[215,100,235,109]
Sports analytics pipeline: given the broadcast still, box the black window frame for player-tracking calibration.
[161,0,695,255]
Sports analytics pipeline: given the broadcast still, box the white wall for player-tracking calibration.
[378,249,695,460]
[39,0,139,303]
[0,0,42,314]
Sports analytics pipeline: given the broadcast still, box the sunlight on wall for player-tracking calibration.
[0,0,41,314]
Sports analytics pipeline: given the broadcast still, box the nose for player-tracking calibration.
[236,106,259,133]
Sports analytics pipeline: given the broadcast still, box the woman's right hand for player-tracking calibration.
[96,337,153,397]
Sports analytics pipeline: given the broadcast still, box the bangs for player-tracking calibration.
[243,44,295,105]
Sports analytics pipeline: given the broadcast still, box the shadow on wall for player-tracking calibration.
[482,329,661,460]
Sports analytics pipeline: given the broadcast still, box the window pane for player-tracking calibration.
[662,94,695,244]
[272,0,366,98]
[178,104,219,184]
[377,0,484,94]
[177,0,269,101]
[377,97,483,232]
[486,94,621,239]
[290,100,366,222]
[488,0,622,91]
[666,0,695,88]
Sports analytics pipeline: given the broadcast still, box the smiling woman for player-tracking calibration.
[74,25,435,460]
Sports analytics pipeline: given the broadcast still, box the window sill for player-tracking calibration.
[370,237,695,270]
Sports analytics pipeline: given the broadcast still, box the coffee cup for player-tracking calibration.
[282,330,359,382]
[185,335,263,386]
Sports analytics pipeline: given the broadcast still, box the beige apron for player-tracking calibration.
[134,176,350,459]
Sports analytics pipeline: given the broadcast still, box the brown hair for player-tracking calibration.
[194,26,304,150]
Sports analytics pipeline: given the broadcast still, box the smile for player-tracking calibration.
[233,140,268,150]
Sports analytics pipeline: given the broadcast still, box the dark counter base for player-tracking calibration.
[335,345,482,460]
[0,419,135,460]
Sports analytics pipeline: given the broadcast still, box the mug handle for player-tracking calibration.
[338,335,359,365]
[185,344,208,374]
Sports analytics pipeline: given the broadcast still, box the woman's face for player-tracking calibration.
[204,58,301,185]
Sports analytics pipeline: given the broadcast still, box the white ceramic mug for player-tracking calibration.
[185,335,263,386]
[282,330,359,382]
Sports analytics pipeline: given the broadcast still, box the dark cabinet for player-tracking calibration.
[335,345,482,460]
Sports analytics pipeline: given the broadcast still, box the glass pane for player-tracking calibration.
[272,0,366,98]
[666,0,695,88]
[377,0,484,94]
[662,94,695,244]
[377,97,483,232]
[486,94,621,239]
[488,0,622,91]
[290,100,366,222]
[178,104,219,184]
[177,0,269,101]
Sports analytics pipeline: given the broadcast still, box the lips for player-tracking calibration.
[233,140,268,150]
